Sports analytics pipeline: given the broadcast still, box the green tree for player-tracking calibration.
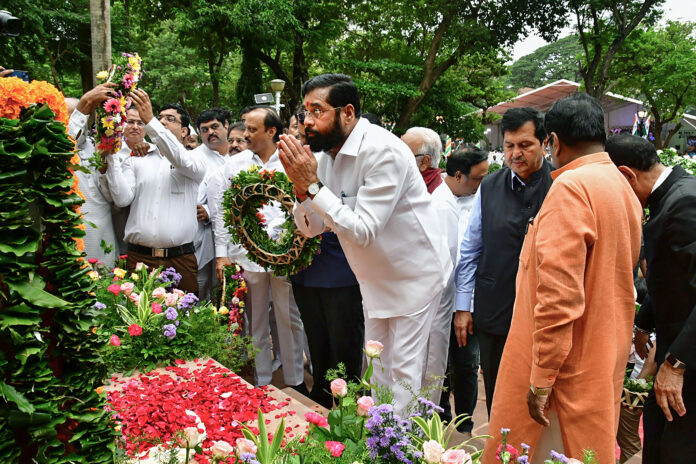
[571,0,664,98]
[508,35,583,89]
[612,21,696,148]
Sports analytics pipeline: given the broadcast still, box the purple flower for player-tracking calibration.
[501,427,511,435]
[521,443,530,452]
[417,396,444,415]
[365,402,417,463]
[177,292,199,310]
[92,301,106,310]
[550,450,569,463]
[165,307,178,320]
[517,456,529,464]
[163,323,177,340]
[158,267,182,286]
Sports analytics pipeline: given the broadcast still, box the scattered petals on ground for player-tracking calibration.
[107,359,286,462]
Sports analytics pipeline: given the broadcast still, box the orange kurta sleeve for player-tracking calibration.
[530,180,597,388]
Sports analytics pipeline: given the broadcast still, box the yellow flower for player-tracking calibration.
[105,126,114,137]
[130,273,139,281]
[212,306,218,314]
[128,56,141,72]
[119,96,128,110]
[240,281,246,288]
[92,327,97,334]
[238,301,245,308]
[96,70,109,81]
[113,267,126,278]
[88,271,100,280]
[219,306,229,315]
[95,386,104,394]
[101,117,115,130]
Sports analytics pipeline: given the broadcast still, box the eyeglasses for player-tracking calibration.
[297,106,343,124]
[158,114,181,125]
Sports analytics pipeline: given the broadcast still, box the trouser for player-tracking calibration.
[442,314,479,433]
[197,259,215,302]
[126,250,198,295]
[477,329,508,417]
[617,404,643,463]
[422,283,454,405]
[365,291,441,415]
[643,367,695,463]
[245,270,304,387]
[292,284,364,409]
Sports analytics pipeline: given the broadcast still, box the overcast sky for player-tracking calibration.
[509,0,696,62]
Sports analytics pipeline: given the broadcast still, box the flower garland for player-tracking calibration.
[94,52,143,156]
[222,166,321,276]
[0,76,69,124]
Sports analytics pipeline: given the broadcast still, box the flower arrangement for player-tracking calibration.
[89,257,255,373]
[222,166,322,276]
[215,263,248,336]
[94,52,143,156]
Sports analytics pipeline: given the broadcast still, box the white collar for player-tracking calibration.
[510,170,527,188]
[337,118,371,157]
[651,166,673,193]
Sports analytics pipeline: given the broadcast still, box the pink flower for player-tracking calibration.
[441,449,472,464]
[122,73,134,89]
[304,411,328,427]
[128,324,143,336]
[182,426,202,447]
[164,293,178,307]
[107,284,122,295]
[88,258,98,264]
[103,98,121,113]
[109,335,121,346]
[365,340,384,358]
[330,378,348,398]
[357,396,374,416]
[235,437,257,455]
[152,287,166,299]
[173,289,185,297]
[135,262,148,271]
[324,441,345,457]
[211,440,234,459]
[152,302,162,314]
[496,443,519,462]
[120,281,135,295]
[128,292,140,305]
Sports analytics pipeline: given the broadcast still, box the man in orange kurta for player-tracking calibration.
[482,94,643,464]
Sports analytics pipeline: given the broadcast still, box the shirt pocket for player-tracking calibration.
[170,170,185,194]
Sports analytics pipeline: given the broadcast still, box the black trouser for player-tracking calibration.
[477,329,508,417]
[440,314,480,433]
[292,284,364,409]
[642,367,695,463]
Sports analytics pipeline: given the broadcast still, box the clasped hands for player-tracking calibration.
[278,134,319,195]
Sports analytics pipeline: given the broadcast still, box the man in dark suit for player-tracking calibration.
[606,134,695,463]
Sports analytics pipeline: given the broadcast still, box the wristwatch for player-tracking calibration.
[665,352,686,370]
[307,181,323,199]
[530,385,552,396]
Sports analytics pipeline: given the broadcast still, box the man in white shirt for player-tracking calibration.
[106,90,205,294]
[192,108,231,300]
[279,73,452,413]
[66,86,118,266]
[208,107,306,390]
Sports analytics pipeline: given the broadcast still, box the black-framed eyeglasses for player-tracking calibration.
[297,106,344,124]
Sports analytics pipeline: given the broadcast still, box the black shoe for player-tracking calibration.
[291,382,310,397]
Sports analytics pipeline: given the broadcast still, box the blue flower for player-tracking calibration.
[165,306,178,320]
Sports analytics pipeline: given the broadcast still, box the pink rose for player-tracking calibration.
[128,324,143,336]
[182,426,202,447]
[152,287,166,299]
[365,340,384,358]
[357,396,374,416]
[109,335,121,346]
[151,302,162,314]
[120,281,135,295]
[423,440,445,464]
[107,284,121,296]
[324,441,345,457]
[128,292,140,305]
[441,449,472,464]
[211,440,234,459]
[235,437,257,455]
[164,292,178,307]
[135,262,148,271]
[330,378,348,398]
[173,289,185,297]
[304,411,328,427]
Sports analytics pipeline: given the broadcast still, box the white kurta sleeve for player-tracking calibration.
[105,155,136,208]
[144,118,206,183]
[293,198,326,238]
[207,169,231,258]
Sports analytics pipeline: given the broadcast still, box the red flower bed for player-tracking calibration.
[107,359,284,461]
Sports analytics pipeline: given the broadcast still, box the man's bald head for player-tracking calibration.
[65,97,80,116]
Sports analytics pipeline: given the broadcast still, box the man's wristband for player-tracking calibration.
[530,385,552,396]
[293,186,308,201]
[665,352,686,370]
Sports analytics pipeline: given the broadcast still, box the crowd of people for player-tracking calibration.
[61,73,692,464]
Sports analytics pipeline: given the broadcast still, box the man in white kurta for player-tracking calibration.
[279,74,451,413]
[207,107,305,389]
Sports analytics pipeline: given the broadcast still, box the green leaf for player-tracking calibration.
[0,303,41,329]
[0,382,36,414]
[5,278,69,308]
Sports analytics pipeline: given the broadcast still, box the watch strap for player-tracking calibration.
[530,385,552,396]
[666,352,686,369]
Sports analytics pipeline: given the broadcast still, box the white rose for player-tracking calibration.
[211,440,234,459]
[422,440,444,464]
[182,426,202,447]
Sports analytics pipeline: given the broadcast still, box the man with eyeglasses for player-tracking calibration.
[208,107,307,393]
[279,73,452,414]
[192,108,232,300]
[104,90,206,294]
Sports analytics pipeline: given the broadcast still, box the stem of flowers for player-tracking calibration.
[339,395,344,432]
[185,445,190,464]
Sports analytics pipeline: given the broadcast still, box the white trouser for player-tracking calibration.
[365,290,441,416]
[423,279,454,405]
[245,270,304,386]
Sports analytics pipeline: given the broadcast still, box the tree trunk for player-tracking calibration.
[78,21,93,94]
[89,0,111,87]
[205,33,220,107]
[664,122,682,148]
[651,120,663,148]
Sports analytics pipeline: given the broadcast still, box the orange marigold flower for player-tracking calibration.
[28,80,69,125]
[0,77,29,120]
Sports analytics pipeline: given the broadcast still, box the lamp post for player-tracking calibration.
[270,79,285,115]
[637,109,648,138]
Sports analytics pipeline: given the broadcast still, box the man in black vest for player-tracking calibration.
[606,134,695,463]
[453,107,553,415]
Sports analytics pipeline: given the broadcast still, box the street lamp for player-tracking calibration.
[637,109,648,138]
[270,79,285,115]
